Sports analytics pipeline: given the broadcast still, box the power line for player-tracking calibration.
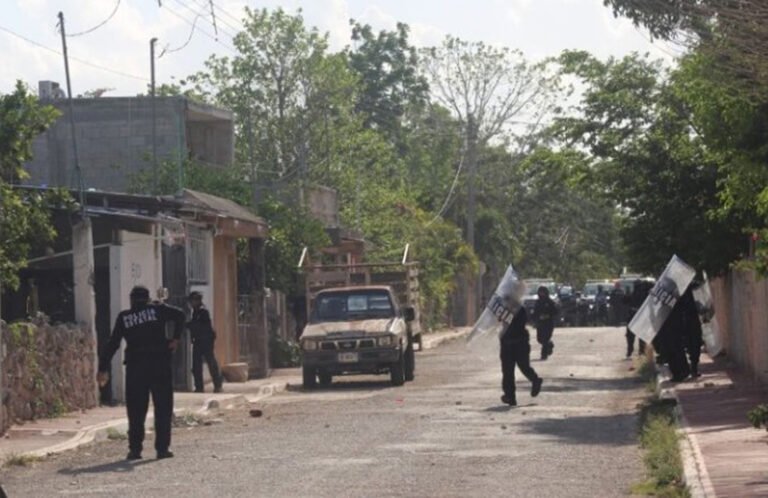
[198,0,245,33]
[166,0,238,44]
[160,13,201,57]
[194,0,244,36]
[66,0,121,37]
[0,23,149,82]
[160,1,237,54]
[427,144,466,226]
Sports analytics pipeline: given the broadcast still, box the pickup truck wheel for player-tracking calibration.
[404,343,415,382]
[318,371,332,386]
[391,351,406,386]
[303,366,317,389]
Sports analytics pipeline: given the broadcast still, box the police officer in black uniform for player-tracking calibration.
[188,291,223,393]
[532,286,558,360]
[500,307,543,406]
[98,285,185,460]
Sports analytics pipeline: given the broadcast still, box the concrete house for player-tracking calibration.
[24,81,233,192]
[0,188,269,402]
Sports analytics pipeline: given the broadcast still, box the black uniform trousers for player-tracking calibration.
[500,340,539,401]
[536,323,555,356]
[625,329,646,356]
[125,358,173,454]
[192,337,222,392]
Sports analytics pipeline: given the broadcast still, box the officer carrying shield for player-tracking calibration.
[98,285,186,460]
[499,307,543,406]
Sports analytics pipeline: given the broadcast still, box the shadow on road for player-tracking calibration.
[519,413,638,446]
[484,403,537,412]
[286,380,394,393]
[540,376,644,393]
[58,458,154,475]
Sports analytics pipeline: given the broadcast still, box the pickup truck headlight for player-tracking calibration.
[377,335,395,347]
[302,339,318,351]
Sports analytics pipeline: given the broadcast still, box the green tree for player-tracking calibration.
[348,21,429,146]
[421,36,555,252]
[553,51,745,275]
[0,82,68,292]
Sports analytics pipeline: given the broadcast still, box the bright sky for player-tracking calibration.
[0,0,683,97]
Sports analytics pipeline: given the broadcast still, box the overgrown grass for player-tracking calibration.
[631,355,690,498]
[4,454,42,467]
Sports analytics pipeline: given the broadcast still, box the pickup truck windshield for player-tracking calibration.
[313,290,395,322]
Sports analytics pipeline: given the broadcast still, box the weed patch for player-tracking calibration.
[631,367,690,497]
[4,454,42,468]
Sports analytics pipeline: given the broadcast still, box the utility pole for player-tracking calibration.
[150,37,158,194]
[57,12,85,210]
[466,113,478,251]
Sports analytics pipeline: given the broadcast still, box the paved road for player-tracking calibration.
[0,327,647,497]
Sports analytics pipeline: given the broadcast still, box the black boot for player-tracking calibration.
[501,395,517,406]
[531,377,543,397]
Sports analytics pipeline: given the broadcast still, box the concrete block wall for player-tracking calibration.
[711,269,768,383]
[24,97,187,192]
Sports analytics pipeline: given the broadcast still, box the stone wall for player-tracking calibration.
[0,319,97,435]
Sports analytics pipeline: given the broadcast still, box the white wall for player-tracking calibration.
[108,226,163,402]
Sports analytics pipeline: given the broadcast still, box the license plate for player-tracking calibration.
[338,352,359,363]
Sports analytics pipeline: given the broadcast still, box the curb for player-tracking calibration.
[421,328,471,350]
[655,368,716,498]
[6,380,291,463]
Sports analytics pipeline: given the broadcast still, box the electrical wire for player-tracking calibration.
[160,2,237,54]
[426,145,466,226]
[167,0,239,43]
[160,13,200,57]
[66,0,121,37]
[0,24,149,82]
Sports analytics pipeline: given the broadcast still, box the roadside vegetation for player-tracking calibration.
[3,454,42,468]
[632,356,690,498]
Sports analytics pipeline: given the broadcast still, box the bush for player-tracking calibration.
[269,334,301,368]
[748,404,768,431]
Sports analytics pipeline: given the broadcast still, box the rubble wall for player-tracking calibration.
[0,319,97,434]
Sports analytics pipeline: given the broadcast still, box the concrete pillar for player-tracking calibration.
[72,218,99,403]
[249,238,269,378]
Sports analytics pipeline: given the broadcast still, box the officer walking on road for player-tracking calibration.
[532,286,557,360]
[499,307,543,406]
[98,285,186,460]
[188,291,223,393]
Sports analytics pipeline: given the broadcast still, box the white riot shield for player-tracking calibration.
[628,255,696,343]
[467,265,526,345]
[692,271,723,357]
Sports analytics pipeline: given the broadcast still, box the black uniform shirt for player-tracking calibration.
[501,307,530,344]
[99,303,185,371]
[533,297,558,326]
[188,306,215,342]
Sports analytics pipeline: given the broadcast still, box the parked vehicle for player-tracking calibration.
[522,279,559,318]
[580,280,615,325]
[300,286,416,388]
[557,285,579,326]
[298,248,421,388]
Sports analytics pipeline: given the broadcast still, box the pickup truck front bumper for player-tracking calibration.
[303,347,400,375]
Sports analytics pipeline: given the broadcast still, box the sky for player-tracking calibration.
[0,0,685,97]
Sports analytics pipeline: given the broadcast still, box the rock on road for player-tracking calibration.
[0,327,647,498]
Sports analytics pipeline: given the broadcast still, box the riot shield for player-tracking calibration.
[692,271,723,357]
[467,265,526,345]
[628,255,696,343]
